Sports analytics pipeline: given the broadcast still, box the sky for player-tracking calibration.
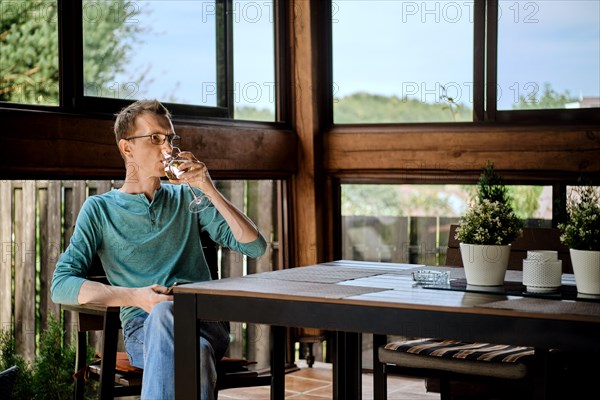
[108,0,600,112]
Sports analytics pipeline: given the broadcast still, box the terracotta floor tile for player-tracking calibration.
[217,362,439,400]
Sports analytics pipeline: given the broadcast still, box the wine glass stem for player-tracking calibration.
[186,183,200,200]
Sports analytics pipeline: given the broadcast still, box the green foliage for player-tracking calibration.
[0,0,59,104]
[455,163,523,245]
[234,106,275,122]
[558,186,600,251]
[513,82,578,110]
[508,185,543,219]
[475,162,508,204]
[0,0,144,105]
[334,92,472,123]
[30,315,78,400]
[0,315,97,400]
[341,184,462,217]
[82,0,147,97]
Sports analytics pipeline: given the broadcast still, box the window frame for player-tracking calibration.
[328,0,600,126]
[73,0,232,118]
[1,0,291,123]
[485,0,600,123]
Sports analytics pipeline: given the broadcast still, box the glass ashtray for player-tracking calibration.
[412,270,450,285]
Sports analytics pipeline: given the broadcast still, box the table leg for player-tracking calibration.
[372,334,387,400]
[532,348,549,400]
[174,293,199,399]
[333,331,362,399]
[271,325,286,400]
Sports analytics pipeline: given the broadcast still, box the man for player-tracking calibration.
[51,99,267,399]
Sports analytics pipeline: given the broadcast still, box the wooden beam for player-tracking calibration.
[289,0,328,267]
[325,124,600,182]
[0,110,297,179]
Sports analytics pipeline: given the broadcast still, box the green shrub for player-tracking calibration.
[1,314,97,400]
[31,315,78,400]
[0,328,34,400]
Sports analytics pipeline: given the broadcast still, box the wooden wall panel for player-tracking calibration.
[0,110,297,180]
[325,125,600,182]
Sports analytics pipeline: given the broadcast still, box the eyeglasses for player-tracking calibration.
[125,133,180,147]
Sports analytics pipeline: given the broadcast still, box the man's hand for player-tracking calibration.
[167,151,215,194]
[137,285,173,313]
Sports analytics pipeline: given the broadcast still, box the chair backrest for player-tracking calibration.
[445,225,572,274]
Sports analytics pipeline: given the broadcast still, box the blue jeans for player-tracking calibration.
[123,301,230,400]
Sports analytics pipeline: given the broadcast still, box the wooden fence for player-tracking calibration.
[342,216,551,266]
[342,215,461,266]
[0,179,279,368]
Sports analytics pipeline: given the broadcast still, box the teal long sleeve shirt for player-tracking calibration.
[51,184,267,325]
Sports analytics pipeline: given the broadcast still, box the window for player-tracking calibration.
[497,0,600,111]
[82,0,230,116]
[233,1,276,121]
[80,0,279,119]
[341,184,552,265]
[0,1,59,106]
[83,1,218,107]
[332,1,474,123]
[331,0,600,124]
[2,0,281,120]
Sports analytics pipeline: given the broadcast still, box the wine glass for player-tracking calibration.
[162,149,211,213]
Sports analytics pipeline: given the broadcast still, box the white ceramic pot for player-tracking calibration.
[460,243,510,286]
[569,249,600,295]
[522,250,562,293]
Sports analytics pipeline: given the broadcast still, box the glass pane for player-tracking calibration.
[332,1,474,123]
[83,0,217,106]
[233,1,275,121]
[341,184,552,265]
[498,1,600,110]
[0,1,59,105]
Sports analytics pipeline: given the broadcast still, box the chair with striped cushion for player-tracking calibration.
[373,225,572,400]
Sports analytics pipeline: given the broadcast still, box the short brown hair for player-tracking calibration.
[114,99,172,143]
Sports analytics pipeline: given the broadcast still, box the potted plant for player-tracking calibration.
[558,185,600,295]
[455,162,523,286]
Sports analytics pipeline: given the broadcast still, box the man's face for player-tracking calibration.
[122,113,175,180]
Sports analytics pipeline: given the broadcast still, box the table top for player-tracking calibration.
[175,260,600,324]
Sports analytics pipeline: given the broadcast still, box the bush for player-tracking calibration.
[559,185,600,251]
[455,162,523,245]
[0,328,34,400]
[0,314,97,400]
[31,315,78,400]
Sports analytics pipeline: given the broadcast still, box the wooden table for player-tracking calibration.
[173,260,600,399]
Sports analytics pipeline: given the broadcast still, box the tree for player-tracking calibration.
[0,0,144,105]
[513,82,578,110]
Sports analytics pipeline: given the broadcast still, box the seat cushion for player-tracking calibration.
[379,338,534,379]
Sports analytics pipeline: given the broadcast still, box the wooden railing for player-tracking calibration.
[0,179,279,367]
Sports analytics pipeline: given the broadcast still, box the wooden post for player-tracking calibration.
[290,0,328,267]
[0,182,13,332]
[39,180,62,330]
[14,181,37,360]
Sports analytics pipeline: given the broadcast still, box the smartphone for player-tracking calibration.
[165,281,192,295]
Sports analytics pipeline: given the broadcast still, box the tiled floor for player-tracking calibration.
[218,361,440,400]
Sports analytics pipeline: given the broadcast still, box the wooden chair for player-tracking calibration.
[373,225,573,400]
[62,231,272,399]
